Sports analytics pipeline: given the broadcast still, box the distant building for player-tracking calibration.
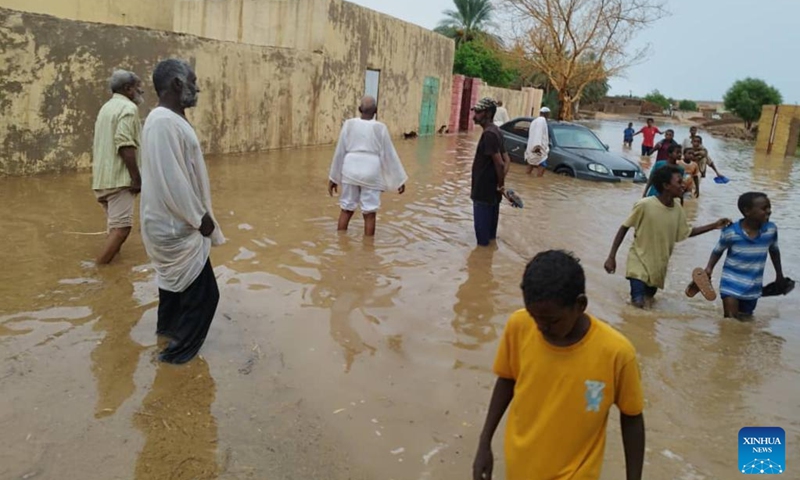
[584,96,665,116]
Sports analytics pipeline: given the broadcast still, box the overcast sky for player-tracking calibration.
[348,0,800,103]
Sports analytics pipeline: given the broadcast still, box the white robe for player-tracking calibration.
[328,118,408,191]
[494,107,510,126]
[140,107,225,293]
[525,116,550,166]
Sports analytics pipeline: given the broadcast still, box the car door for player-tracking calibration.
[500,119,531,163]
[544,124,566,171]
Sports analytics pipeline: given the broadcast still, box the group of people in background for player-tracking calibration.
[626,120,724,201]
[91,75,792,480]
[614,118,791,316]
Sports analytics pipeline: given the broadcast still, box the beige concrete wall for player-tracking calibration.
[0,1,454,175]
[756,105,800,155]
[174,0,329,51]
[173,0,455,138]
[479,85,528,120]
[1,7,339,175]
[0,0,176,30]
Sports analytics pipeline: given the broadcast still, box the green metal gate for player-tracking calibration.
[419,77,440,136]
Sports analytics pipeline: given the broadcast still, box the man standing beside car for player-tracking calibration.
[525,107,550,177]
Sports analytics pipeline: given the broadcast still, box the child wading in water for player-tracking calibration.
[688,135,723,197]
[681,149,699,199]
[605,166,731,308]
[643,144,684,199]
[704,192,787,319]
[624,122,635,148]
[473,250,645,480]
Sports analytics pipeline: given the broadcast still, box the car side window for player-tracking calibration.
[501,120,531,138]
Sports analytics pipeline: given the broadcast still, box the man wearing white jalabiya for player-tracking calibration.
[526,106,551,177]
[140,59,225,364]
[328,95,408,236]
[494,100,510,126]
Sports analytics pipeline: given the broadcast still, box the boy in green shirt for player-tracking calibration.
[605,166,730,308]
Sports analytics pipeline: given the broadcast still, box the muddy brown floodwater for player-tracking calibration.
[1,120,799,480]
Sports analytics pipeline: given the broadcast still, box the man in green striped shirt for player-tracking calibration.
[92,70,144,264]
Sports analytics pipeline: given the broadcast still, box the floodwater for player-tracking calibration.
[1,119,798,480]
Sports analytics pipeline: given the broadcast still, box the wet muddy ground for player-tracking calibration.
[1,120,798,479]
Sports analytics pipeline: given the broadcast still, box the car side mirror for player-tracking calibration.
[604,143,609,151]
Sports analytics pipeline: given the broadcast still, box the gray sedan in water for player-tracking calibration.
[500,118,647,183]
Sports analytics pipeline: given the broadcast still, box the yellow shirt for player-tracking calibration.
[92,94,142,190]
[623,196,691,289]
[494,310,643,480]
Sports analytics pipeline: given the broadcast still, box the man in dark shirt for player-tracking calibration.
[470,97,509,247]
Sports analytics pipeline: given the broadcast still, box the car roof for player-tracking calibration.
[507,117,586,128]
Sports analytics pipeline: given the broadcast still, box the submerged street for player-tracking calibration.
[1,120,798,480]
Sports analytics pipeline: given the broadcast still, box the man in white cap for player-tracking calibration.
[526,107,551,176]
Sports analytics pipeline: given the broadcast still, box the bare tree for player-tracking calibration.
[500,0,668,120]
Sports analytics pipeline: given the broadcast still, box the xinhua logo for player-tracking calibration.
[739,427,786,475]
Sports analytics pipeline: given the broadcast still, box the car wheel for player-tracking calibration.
[555,166,575,177]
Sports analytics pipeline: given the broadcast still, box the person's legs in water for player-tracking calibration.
[629,278,657,309]
[337,210,355,231]
[159,259,220,364]
[337,183,360,232]
[363,212,376,236]
[526,164,535,175]
[157,288,181,340]
[722,295,757,321]
[97,227,132,264]
[536,165,546,177]
[644,284,658,308]
[489,202,500,241]
[473,202,495,246]
[360,187,381,237]
[96,189,135,264]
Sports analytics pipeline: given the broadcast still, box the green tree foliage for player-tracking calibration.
[434,0,499,47]
[678,100,698,111]
[581,78,610,105]
[644,90,670,110]
[453,40,516,88]
[723,78,783,129]
[541,90,561,118]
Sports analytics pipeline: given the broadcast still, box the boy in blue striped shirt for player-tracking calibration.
[704,192,785,319]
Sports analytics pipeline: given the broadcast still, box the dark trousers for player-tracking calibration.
[473,201,500,246]
[628,278,658,304]
[157,259,220,364]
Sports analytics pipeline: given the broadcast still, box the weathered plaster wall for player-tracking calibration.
[0,0,454,175]
[0,0,176,31]
[174,0,455,137]
[0,8,335,175]
[479,85,530,120]
[756,105,800,156]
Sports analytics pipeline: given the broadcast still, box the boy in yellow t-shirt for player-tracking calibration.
[473,250,645,480]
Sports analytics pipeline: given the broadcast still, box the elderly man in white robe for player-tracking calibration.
[328,96,408,236]
[526,106,551,177]
[140,59,225,364]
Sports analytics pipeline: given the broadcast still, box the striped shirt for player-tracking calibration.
[713,220,779,300]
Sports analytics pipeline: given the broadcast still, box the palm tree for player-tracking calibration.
[434,0,499,47]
